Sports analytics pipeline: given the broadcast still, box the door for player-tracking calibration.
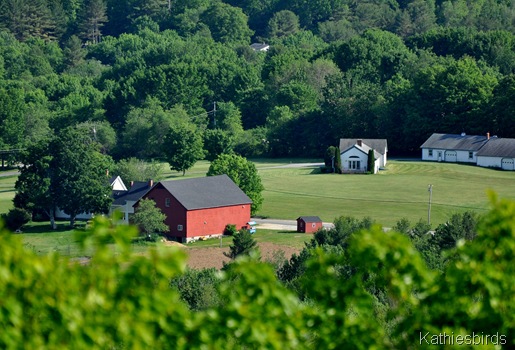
[445,151,457,162]
[502,158,514,170]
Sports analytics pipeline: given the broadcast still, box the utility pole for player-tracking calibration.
[427,184,433,225]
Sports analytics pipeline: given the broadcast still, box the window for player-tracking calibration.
[349,160,361,170]
[469,151,473,159]
[165,198,170,207]
[428,149,433,157]
[177,225,183,231]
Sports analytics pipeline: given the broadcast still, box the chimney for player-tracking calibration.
[148,179,154,188]
[130,181,134,188]
[357,139,362,147]
[487,132,490,140]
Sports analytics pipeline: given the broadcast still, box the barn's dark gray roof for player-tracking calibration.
[476,138,515,158]
[339,139,388,155]
[297,216,322,223]
[159,175,252,210]
[420,133,488,151]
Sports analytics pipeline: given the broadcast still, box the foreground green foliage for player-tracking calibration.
[1,194,514,348]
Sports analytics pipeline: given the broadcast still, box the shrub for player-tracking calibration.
[224,224,238,236]
[1,208,31,231]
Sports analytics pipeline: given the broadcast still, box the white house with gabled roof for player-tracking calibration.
[339,138,388,174]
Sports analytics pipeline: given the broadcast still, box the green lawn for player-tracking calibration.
[0,173,16,213]
[258,160,515,227]
[3,158,515,234]
[186,229,310,250]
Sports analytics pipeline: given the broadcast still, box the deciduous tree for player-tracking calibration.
[203,129,234,161]
[131,198,169,236]
[162,123,205,176]
[207,154,264,215]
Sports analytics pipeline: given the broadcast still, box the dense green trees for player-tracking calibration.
[14,128,113,227]
[0,0,514,161]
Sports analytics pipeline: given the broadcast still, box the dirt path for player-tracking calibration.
[185,242,301,269]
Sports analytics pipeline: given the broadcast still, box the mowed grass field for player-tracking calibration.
[2,159,515,231]
[258,160,515,227]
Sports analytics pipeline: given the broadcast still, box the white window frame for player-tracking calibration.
[165,198,171,207]
[428,149,433,157]
[177,224,183,231]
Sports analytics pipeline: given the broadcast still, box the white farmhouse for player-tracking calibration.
[339,139,388,174]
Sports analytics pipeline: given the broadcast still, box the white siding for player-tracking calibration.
[341,147,368,173]
[422,148,446,161]
[111,176,127,191]
[477,156,503,169]
[455,150,476,163]
[422,148,477,163]
[501,158,515,170]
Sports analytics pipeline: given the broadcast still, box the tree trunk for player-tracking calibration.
[45,207,57,229]
[70,215,76,227]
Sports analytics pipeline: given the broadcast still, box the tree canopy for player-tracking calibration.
[14,127,113,227]
[0,0,514,161]
[207,154,264,215]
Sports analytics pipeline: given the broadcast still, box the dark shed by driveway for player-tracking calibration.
[297,216,323,233]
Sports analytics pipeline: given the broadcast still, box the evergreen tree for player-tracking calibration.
[0,0,56,41]
[334,146,341,173]
[224,229,259,260]
[78,0,107,44]
[367,149,375,174]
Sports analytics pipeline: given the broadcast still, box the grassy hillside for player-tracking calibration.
[258,160,515,227]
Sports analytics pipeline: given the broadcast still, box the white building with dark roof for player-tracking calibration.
[420,133,515,171]
[420,133,489,163]
[339,138,388,174]
[476,138,515,170]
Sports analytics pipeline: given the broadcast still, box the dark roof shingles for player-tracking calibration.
[420,133,488,151]
[339,139,388,154]
[298,216,322,222]
[113,182,152,205]
[159,175,251,210]
[476,138,515,158]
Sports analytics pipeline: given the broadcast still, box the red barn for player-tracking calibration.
[137,175,252,242]
[297,216,323,233]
